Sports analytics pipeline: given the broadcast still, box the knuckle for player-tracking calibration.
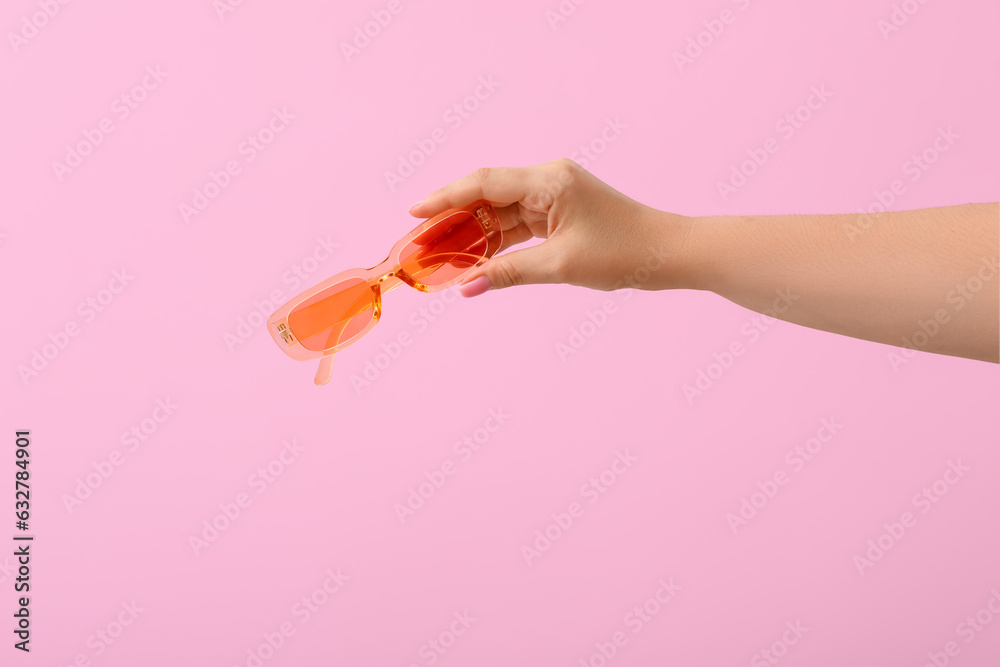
[492,257,523,288]
[553,158,579,181]
[472,167,493,183]
[547,160,579,199]
[531,187,556,210]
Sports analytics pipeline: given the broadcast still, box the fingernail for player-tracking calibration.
[409,200,424,212]
[460,275,492,298]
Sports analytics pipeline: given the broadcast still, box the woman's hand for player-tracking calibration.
[409,159,695,296]
[411,160,998,362]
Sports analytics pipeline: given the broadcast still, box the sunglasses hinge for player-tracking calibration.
[276,323,296,345]
[475,206,492,229]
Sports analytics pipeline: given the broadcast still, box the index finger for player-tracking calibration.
[410,166,534,218]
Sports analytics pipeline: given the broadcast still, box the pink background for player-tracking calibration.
[3,1,999,665]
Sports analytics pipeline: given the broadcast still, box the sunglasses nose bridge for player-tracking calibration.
[372,271,406,296]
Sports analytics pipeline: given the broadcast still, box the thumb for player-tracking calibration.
[459,242,563,296]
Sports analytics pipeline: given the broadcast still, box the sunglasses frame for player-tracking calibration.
[267,199,502,374]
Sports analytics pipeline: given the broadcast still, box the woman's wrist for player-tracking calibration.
[642,208,724,294]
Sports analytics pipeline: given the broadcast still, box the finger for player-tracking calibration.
[410,167,535,217]
[496,223,534,253]
[494,203,524,231]
[441,200,544,258]
[411,202,527,247]
[495,201,549,233]
[459,241,563,295]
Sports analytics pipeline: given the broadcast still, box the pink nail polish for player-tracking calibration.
[460,276,491,298]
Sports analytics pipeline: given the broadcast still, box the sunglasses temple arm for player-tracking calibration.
[314,316,351,386]
[309,292,369,386]
[314,353,335,386]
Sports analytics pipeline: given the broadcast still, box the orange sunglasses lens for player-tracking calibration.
[287,277,375,352]
[398,210,489,288]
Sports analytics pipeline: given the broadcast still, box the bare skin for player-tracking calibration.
[409,159,999,363]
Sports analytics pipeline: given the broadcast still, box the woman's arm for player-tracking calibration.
[411,160,998,363]
[679,203,998,362]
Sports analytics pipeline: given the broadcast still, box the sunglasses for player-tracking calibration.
[267,199,502,385]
